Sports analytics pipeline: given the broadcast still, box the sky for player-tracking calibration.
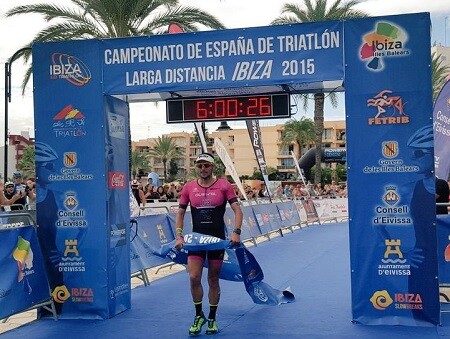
[0,0,450,142]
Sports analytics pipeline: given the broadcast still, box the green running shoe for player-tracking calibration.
[189,315,206,336]
[205,318,218,335]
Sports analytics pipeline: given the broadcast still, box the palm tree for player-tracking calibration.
[148,135,183,182]
[431,51,450,102]
[271,0,367,183]
[6,0,226,93]
[130,149,150,178]
[281,116,315,158]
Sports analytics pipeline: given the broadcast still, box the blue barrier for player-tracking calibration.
[129,201,306,279]
[0,224,55,320]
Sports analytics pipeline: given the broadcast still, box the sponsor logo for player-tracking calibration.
[363,141,419,174]
[373,185,411,225]
[108,113,126,140]
[63,152,77,168]
[253,285,269,302]
[157,224,168,244]
[56,192,88,227]
[59,239,86,273]
[52,105,86,138]
[382,141,398,159]
[370,290,393,310]
[383,186,399,206]
[359,21,409,71]
[110,283,130,299]
[0,288,11,299]
[109,172,126,189]
[71,287,94,303]
[52,285,71,303]
[110,223,127,247]
[12,236,35,284]
[50,53,91,86]
[378,239,411,276]
[367,90,409,125]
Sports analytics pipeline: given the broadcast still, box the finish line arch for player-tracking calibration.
[32,13,439,325]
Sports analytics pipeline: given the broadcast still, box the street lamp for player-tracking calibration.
[4,47,32,180]
[446,16,449,47]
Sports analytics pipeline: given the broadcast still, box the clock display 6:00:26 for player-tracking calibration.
[183,96,272,120]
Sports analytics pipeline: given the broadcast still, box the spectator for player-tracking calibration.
[156,185,167,201]
[166,183,177,200]
[3,181,23,210]
[12,171,28,208]
[436,176,449,215]
[131,180,146,208]
[0,182,20,209]
[25,178,36,206]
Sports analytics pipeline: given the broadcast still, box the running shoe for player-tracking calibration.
[189,314,206,336]
[205,318,218,335]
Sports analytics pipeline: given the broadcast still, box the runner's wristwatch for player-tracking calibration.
[233,228,241,235]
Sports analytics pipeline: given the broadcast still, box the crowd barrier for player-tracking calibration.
[130,198,350,284]
[0,212,56,322]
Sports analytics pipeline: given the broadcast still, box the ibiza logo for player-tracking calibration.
[370,290,393,310]
[382,141,398,159]
[63,152,77,168]
[359,21,409,71]
[53,104,86,138]
[50,53,91,86]
[383,186,399,206]
[367,90,409,125]
[12,236,34,284]
[52,285,71,303]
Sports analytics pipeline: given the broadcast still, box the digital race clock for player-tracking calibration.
[166,93,290,123]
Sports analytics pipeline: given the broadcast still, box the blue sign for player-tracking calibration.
[345,13,439,325]
[0,226,51,320]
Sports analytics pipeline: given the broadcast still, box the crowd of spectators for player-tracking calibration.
[0,171,36,211]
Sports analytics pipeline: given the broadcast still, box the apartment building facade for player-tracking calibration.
[132,120,346,181]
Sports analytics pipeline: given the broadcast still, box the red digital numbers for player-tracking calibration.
[191,96,272,120]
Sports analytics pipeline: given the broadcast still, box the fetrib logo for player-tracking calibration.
[366,90,409,125]
[50,53,91,86]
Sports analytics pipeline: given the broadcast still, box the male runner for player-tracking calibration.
[175,152,243,336]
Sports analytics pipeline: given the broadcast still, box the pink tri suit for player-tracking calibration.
[179,178,238,241]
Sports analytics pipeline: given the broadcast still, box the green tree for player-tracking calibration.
[6,0,226,93]
[130,149,150,178]
[148,135,183,182]
[281,116,315,157]
[17,145,36,178]
[168,159,179,182]
[431,51,450,102]
[272,0,367,184]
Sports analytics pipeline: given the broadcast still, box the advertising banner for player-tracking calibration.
[104,96,131,317]
[101,21,343,96]
[130,214,174,274]
[246,120,271,197]
[345,13,439,325]
[433,80,450,180]
[0,226,51,320]
[33,41,128,319]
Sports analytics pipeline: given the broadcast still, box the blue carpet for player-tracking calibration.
[3,222,450,338]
